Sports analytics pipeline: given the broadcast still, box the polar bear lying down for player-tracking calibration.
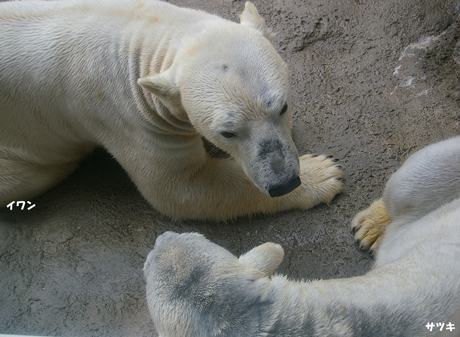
[144,137,460,336]
[0,0,343,220]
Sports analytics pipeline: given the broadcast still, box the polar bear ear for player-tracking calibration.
[239,242,284,276]
[138,71,178,100]
[239,2,275,43]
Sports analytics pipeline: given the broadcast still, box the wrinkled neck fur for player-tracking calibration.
[118,25,188,134]
[118,5,222,135]
[261,276,319,334]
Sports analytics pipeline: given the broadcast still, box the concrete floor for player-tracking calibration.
[1,0,460,336]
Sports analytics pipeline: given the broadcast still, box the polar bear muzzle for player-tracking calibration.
[254,136,301,197]
[268,175,301,197]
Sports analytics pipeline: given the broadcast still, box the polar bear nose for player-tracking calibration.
[268,175,301,197]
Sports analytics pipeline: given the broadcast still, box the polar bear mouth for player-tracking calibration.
[268,175,301,197]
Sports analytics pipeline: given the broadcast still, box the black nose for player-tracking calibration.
[268,175,301,197]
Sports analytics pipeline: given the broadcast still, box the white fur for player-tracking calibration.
[0,0,343,220]
[144,137,460,336]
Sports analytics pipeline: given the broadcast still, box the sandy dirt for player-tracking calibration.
[1,0,459,336]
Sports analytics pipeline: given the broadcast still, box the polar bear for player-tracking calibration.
[144,137,460,336]
[0,0,343,220]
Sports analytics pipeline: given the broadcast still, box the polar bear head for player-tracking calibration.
[138,3,301,197]
[144,231,284,336]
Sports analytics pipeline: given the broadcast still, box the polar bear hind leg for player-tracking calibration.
[351,199,391,252]
[352,136,460,253]
[0,157,80,207]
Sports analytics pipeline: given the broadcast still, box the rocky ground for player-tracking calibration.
[1,0,459,336]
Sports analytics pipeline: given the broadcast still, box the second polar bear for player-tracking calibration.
[0,0,343,220]
[144,137,460,336]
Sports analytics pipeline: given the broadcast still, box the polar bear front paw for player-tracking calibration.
[351,199,392,253]
[297,154,344,206]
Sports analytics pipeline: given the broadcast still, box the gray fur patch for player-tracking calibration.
[258,138,284,161]
[328,304,416,336]
[172,265,207,300]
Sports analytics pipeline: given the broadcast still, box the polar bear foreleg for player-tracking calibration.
[138,156,301,220]
[130,153,343,221]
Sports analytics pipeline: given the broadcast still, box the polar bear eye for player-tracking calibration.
[280,104,288,115]
[221,131,236,138]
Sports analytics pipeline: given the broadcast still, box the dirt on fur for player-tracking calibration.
[1,0,459,336]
